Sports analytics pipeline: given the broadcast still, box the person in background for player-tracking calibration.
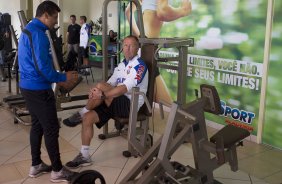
[18,1,78,182]
[79,15,91,75]
[66,14,81,55]
[109,29,117,43]
[108,29,117,54]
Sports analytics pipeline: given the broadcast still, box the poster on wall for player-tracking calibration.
[263,0,282,149]
[119,0,267,136]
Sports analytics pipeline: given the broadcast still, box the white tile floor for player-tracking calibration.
[0,67,282,184]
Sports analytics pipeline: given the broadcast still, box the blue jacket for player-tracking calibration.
[18,18,66,90]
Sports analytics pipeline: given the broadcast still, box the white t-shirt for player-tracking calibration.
[80,23,90,48]
[107,55,149,110]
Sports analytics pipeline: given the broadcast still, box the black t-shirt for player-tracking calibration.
[109,37,117,43]
[67,23,81,44]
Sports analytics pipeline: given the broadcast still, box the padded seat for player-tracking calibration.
[210,124,250,149]
[6,99,26,107]
[113,112,149,124]
[3,94,24,102]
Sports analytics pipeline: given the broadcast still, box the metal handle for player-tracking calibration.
[153,46,180,62]
[159,101,196,121]
[46,30,61,96]
[46,30,61,72]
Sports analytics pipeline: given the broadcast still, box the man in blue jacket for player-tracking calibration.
[18,1,77,182]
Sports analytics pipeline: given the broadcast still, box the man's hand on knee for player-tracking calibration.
[89,87,103,100]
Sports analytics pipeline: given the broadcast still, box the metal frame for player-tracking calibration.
[102,0,145,81]
[138,37,194,105]
[121,85,250,184]
[125,38,194,157]
[125,87,152,156]
[99,1,195,159]
[99,38,194,157]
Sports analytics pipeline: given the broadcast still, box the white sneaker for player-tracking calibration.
[50,167,77,183]
[29,161,52,178]
[65,152,92,169]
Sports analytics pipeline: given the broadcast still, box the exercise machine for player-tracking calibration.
[123,37,194,158]
[98,0,195,159]
[120,84,250,184]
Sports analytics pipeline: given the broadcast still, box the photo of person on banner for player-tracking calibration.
[126,0,192,104]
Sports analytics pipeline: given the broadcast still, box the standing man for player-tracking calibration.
[18,1,77,182]
[66,15,80,55]
[79,16,90,75]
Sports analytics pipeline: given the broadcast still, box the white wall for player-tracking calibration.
[89,0,118,33]
[61,0,118,39]
[0,0,119,44]
[61,0,90,42]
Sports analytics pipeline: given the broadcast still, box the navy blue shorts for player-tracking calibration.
[79,46,89,58]
[94,95,130,128]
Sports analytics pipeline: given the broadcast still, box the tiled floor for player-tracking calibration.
[0,67,282,184]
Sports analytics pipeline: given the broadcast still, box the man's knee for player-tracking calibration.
[82,111,99,126]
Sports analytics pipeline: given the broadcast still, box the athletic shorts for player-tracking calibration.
[79,46,89,58]
[94,95,131,128]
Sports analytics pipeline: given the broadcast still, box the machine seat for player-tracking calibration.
[3,94,24,102]
[113,103,152,124]
[113,112,150,124]
[6,100,26,107]
[210,124,250,149]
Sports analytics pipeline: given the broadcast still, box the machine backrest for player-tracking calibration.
[139,44,158,116]
[200,84,221,115]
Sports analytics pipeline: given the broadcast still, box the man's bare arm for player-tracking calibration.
[104,85,127,99]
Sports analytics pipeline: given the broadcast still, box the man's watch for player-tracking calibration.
[101,91,106,100]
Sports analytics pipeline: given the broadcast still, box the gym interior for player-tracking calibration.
[0,0,282,183]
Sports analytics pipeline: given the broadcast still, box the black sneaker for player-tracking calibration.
[50,167,78,183]
[29,161,52,178]
[63,112,82,127]
[66,153,92,169]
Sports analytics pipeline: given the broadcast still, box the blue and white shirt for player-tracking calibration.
[107,55,148,110]
[80,23,90,48]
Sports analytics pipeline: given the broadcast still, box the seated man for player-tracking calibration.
[63,35,148,168]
